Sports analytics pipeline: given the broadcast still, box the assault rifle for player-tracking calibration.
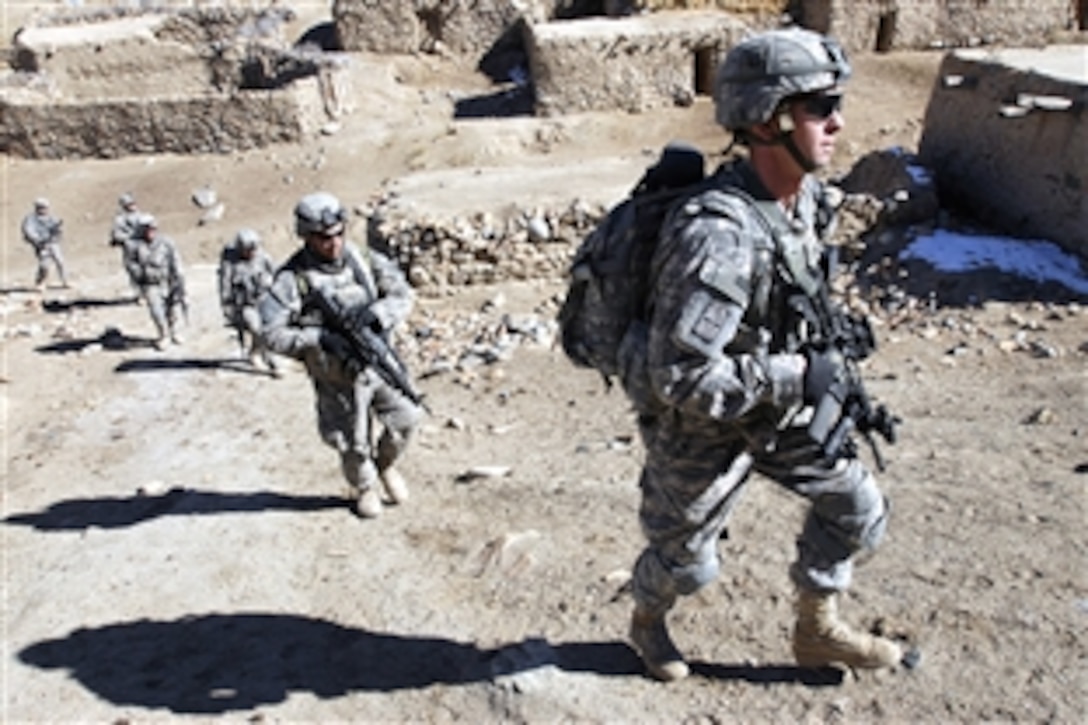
[309,285,427,410]
[170,279,189,326]
[791,290,900,471]
[229,283,248,356]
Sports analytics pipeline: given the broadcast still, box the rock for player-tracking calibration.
[1024,408,1058,425]
[198,202,225,226]
[526,215,551,243]
[457,465,512,482]
[191,186,217,209]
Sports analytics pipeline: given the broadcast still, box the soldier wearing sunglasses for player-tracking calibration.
[623,28,907,681]
[259,192,423,519]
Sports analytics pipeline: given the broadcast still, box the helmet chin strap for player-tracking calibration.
[774,112,818,173]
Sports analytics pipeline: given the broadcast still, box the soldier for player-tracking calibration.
[259,192,423,519]
[21,198,68,290]
[621,28,904,681]
[124,213,187,350]
[110,193,143,299]
[218,228,278,374]
[110,192,141,247]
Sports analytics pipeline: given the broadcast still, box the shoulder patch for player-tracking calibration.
[698,248,752,307]
[673,289,743,358]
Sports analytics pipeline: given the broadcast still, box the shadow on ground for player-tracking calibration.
[453,85,533,119]
[35,327,158,354]
[17,614,839,714]
[3,489,346,531]
[41,295,139,312]
[113,357,277,377]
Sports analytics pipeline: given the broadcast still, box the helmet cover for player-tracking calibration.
[136,212,157,238]
[294,192,346,237]
[714,27,851,132]
[235,227,261,250]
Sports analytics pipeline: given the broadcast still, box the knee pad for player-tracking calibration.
[804,467,889,561]
[857,492,890,552]
[672,548,720,595]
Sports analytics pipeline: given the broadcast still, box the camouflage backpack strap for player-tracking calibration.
[344,243,378,301]
[718,185,823,299]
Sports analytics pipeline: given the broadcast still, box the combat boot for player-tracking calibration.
[380,467,409,505]
[354,487,383,519]
[792,589,902,670]
[629,605,689,682]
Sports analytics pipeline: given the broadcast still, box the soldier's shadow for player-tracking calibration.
[16,614,840,714]
[42,296,139,312]
[113,357,276,377]
[36,327,159,354]
[692,660,843,686]
[15,615,634,713]
[2,488,347,531]
[34,327,272,378]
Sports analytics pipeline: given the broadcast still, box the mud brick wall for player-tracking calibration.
[1,84,325,159]
[918,47,1087,259]
[525,11,747,116]
[334,0,561,54]
[11,14,213,101]
[2,6,351,160]
[606,0,785,14]
[800,0,1077,52]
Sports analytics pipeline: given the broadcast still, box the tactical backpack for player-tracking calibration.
[557,142,709,383]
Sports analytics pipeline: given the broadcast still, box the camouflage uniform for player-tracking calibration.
[124,217,186,345]
[218,231,277,370]
[110,203,141,247]
[111,194,143,297]
[626,159,889,618]
[617,27,902,682]
[21,200,67,288]
[259,240,422,498]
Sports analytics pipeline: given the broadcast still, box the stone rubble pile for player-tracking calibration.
[396,290,562,384]
[368,196,606,293]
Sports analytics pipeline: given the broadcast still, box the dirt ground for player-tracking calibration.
[2,16,1087,724]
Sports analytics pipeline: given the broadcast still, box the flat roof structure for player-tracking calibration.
[919,44,1087,259]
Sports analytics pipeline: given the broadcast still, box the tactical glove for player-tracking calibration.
[349,304,384,334]
[803,347,842,404]
[319,331,363,378]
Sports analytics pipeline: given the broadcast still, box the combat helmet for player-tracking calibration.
[119,192,137,209]
[234,227,262,251]
[136,212,157,239]
[714,27,851,133]
[294,192,346,237]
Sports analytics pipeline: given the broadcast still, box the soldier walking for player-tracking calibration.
[259,192,423,519]
[21,198,68,290]
[110,192,144,299]
[618,28,906,681]
[218,228,278,374]
[124,214,187,349]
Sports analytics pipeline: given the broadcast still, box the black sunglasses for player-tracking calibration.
[798,93,844,119]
